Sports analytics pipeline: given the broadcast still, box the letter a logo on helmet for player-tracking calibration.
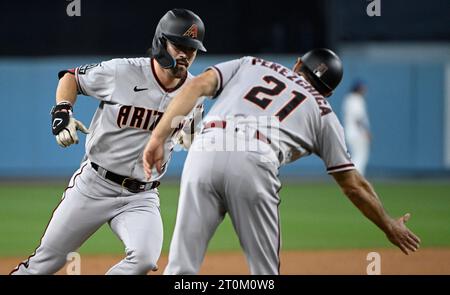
[183,24,198,39]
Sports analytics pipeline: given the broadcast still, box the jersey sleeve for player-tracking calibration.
[58,59,117,101]
[316,113,355,174]
[205,57,246,98]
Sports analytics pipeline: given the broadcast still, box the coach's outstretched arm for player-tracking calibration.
[143,70,218,177]
[51,73,89,148]
[332,169,421,255]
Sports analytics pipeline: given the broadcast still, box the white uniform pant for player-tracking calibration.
[164,131,282,275]
[347,135,370,176]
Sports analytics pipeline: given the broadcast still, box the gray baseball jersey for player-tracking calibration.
[164,56,354,275]
[74,57,203,181]
[205,56,354,172]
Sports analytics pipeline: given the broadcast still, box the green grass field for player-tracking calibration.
[0,181,449,257]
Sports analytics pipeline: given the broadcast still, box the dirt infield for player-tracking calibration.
[2,248,449,275]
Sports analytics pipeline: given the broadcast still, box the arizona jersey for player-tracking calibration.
[59,57,203,181]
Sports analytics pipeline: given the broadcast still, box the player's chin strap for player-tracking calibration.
[151,37,176,69]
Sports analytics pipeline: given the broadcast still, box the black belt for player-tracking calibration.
[90,162,160,193]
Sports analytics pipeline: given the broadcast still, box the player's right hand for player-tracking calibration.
[55,117,89,148]
[143,135,165,179]
[385,213,421,255]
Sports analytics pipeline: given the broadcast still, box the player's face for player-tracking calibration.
[166,41,197,78]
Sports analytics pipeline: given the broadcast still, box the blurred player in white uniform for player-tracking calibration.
[342,80,371,175]
[143,49,420,275]
[11,8,205,275]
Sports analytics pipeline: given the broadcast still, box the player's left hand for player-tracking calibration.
[143,136,165,179]
[55,117,89,148]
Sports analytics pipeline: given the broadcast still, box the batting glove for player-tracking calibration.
[51,102,89,148]
[55,117,89,147]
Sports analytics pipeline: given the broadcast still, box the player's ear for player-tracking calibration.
[292,57,303,73]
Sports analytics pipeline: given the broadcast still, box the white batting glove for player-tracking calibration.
[55,117,89,148]
[177,130,194,149]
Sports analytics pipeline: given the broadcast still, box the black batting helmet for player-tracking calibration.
[300,48,343,97]
[151,9,206,69]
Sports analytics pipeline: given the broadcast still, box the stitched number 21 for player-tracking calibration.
[244,75,306,122]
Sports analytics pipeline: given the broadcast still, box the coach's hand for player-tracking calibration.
[143,135,165,179]
[385,213,421,255]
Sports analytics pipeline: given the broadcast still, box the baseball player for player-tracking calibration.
[10,8,206,275]
[143,48,421,275]
[342,80,371,176]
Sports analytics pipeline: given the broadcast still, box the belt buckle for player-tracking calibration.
[121,177,135,190]
[122,177,147,193]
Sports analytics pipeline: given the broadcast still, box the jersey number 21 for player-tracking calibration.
[244,75,306,122]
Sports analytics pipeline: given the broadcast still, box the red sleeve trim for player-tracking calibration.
[57,68,75,79]
[74,68,87,95]
[210,66,223,99]
[326,163,355,174]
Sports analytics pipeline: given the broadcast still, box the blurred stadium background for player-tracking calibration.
[0,0,449,274]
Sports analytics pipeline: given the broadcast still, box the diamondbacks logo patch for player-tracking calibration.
[183,24,198,39]
[78,63,99,75]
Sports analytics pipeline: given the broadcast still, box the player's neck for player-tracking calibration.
[153,60,182,89]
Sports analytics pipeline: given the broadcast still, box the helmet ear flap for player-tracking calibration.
[151,35,176,69]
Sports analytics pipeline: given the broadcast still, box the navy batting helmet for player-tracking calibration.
[151,9,206,69]
[300,48,343,97]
